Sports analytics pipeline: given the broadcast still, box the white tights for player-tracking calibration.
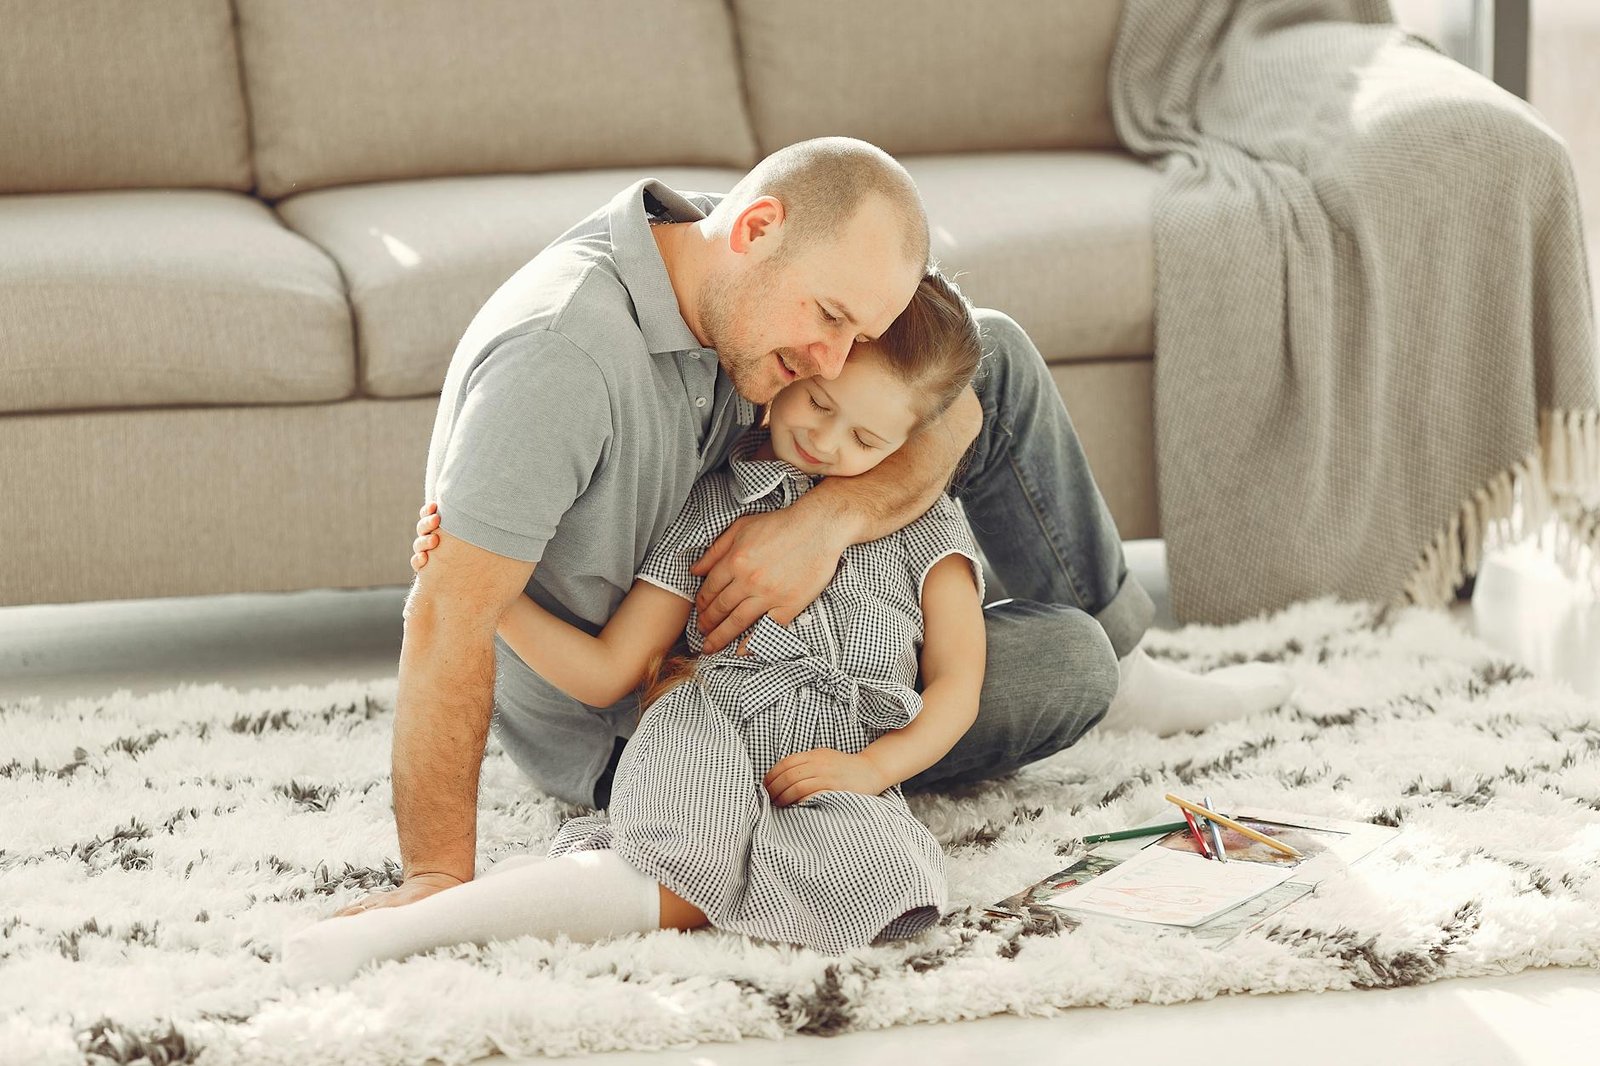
[281,850,662,987]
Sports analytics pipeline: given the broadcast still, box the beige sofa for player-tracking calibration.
[0,0,1159,607]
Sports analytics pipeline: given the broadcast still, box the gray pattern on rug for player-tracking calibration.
[2,598,1597,1064]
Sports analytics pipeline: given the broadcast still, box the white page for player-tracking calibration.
[1047,844,1300,927]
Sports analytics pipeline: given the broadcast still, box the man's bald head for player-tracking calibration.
[708,136,930,271]
[685,138,931,403]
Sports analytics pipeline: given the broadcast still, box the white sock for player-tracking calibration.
[1097,644,1294,737]
[280,849,662,987]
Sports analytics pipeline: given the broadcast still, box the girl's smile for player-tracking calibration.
[792,435,825,466]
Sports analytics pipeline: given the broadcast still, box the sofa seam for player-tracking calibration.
[224,0,261,197]
[719,0,762,163]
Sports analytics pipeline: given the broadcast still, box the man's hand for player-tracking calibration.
[763,747,889,806]
[331,871,465,917]
[690,508,849,654]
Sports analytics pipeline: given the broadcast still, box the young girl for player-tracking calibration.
[283,273,987,985]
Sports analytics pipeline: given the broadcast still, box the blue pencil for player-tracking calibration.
[1203,793,1229,862]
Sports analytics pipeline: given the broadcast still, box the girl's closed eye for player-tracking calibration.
[806,395,875,450]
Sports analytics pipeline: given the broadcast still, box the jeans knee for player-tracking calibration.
[1070,611,1120,706]
[960,309,1054,482]
[1034,607,1120,751]
[973,308,1030,356]
[971,310,1046,400]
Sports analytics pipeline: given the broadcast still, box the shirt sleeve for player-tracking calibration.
[901,494,987,606]
[634,475,727,602]
[429,332,612,562]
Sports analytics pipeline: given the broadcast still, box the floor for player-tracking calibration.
[4,540,1597,1064]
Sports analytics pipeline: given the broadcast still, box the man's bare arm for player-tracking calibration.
[393,529,534,885]
[690,386,983,653]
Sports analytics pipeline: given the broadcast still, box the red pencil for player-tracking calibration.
[1181,808,1214,859]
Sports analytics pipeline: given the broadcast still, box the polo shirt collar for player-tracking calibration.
[609,178,707,357]
[729,428,821,506]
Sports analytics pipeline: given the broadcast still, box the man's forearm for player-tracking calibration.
[391,607,497,885]
[797,385,982,545]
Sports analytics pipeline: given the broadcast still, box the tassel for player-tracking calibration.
[1403,407,1600,610]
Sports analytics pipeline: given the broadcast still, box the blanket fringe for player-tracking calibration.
[1400,409,1600,608]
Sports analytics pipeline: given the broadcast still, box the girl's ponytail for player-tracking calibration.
[638,649,699,723]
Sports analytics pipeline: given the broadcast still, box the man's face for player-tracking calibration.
[699,197,922,405]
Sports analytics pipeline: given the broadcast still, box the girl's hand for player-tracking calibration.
[763,748,889,807]
[411,501,441,572]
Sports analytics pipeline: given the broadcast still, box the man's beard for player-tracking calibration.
[699,262,785,404]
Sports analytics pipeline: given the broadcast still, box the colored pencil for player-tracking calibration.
[1203,793,1229,863]
[1165,794,1304,858]
[1180,808,1214,859]
[1082,820,1192,844]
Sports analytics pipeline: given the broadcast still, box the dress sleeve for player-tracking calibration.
[901,494,986,606]
[634,476,728,602]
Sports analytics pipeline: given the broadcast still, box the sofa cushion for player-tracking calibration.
[0,0,252,195]
[904,152,1158,363]
[237,0,758,200]
[733,0,1123,156]
[0,191,354,415]
[0,398,435,605]
[276,167,744,399]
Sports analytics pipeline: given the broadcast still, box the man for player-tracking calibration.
[340,137,1291,917]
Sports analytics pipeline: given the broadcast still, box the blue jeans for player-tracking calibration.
[899,308,1152,793]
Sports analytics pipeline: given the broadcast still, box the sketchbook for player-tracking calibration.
[985,806,1398,944]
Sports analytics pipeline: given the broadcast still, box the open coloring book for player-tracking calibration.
[986,806,1399,944]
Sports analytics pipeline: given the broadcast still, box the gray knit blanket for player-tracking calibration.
[1109,0,1600,623]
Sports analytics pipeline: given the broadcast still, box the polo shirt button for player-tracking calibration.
[695,396,707,408]
[796,611,812,625]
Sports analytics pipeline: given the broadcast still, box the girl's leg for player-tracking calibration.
[281,850,675,987]
[484,852,706,929]
[659,884,710,931]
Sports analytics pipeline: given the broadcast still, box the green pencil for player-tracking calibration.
[1082,820,1193,844]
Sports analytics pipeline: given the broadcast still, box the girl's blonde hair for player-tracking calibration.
[869,268,983,431]
[638,269,982,718]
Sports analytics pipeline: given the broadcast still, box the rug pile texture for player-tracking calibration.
[3,598,1598,1064]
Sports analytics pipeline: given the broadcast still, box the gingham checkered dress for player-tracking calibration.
[547,428,985,954]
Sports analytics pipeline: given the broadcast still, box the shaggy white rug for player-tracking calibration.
[3,598,1598,1065]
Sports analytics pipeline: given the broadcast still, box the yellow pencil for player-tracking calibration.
[1164,794,1304,859]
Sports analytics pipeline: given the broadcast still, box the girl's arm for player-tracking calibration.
[412,504,691,707]
[859,554,986,787]
[497,579,692,707]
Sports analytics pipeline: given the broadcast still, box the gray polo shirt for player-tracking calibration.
[425,179,756,635]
